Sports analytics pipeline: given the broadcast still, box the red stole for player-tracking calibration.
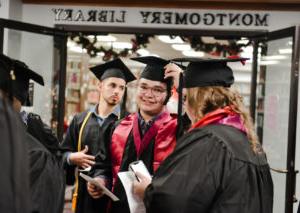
[189,106,236,131]
[111,111,177,185]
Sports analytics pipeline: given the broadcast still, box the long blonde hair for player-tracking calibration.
[186,86,260,153]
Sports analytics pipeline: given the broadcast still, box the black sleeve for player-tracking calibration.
[60,115,80,185]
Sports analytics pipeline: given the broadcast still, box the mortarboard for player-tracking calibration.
[90,58,136,83]
[0,54,44,105]
[172,57,248,88]
[172,57,248,139]
[130,56,171,83]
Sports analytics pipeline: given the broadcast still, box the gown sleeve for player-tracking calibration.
[60,115,79,185]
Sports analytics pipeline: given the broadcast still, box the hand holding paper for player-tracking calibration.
[80,173,119,201]
[133,172,152,199]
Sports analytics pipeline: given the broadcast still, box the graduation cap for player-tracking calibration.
[131,56,170,83]
[172,57,248,88]
[0,54,44,106]
[172,57,248,139]
[90,58,136,83]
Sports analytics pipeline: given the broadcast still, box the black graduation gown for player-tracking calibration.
[145,124,274,213]
[26,132,65,213]
[25,112,65,213]
[0,98,31,213]
[60,111,118,213]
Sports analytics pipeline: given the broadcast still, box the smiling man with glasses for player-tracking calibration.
[88,56,182,213]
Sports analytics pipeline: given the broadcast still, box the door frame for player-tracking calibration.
[0,18,68,141]
[251,26,300,213]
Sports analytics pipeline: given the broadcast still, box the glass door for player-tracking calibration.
[252,26,300,213]
[0,18,67,140]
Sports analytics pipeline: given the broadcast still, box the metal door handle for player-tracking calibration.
[270,168,289,173]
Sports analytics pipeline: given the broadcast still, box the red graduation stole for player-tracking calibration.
[111,111,177,186]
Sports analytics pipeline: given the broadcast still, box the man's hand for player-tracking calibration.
[133,172,152,199]
[69,145,95,168]
[87,177,106,199]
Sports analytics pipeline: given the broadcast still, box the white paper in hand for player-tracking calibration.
[118,171,146,213]
[129,160,152,181]
[79,173,119,201]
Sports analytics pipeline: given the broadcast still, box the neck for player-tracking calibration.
[140,109,162,122]
[97,98,116,118]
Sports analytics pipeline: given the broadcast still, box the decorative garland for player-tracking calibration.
[70,34,251,60]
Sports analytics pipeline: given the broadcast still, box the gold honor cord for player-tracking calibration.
[72,112,92,212]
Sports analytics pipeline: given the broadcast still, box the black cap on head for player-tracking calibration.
[90,58,136,83]
[131,56,171,83]
[0,54,44,105]
[173,57,248,88]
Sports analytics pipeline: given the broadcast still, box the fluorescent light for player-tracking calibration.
[97,35,117,42]
[97,52,105,56]
[278,48,292,54]
[158,35,184,44]
[237,39,249,45]
[88,35,117,42]
[137,49,149,56]
[69,46,87,53]
[259,60,279,65]
[261,55,287,60]
[172,44,191,51]
[182,50,205,57]
[112,42,132,49]
[67,41,77,48]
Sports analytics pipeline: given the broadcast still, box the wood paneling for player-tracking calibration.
[22,0,300,11]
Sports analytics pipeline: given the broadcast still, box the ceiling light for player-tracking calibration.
[87,35,117,42]
[67,41,76,48]
[137,49,149,56]
[112,42,132,49]
[278,48,292,54]
[259,60,279,65]
[158,35,184,44]
[172,44,191,51]
[182,50,205,57]
[97,52,105,56]
[261,55,287,60]
[69,46,87,53]
[97,35,117,42]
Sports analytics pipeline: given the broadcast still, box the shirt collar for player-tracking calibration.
[90,104,120,119]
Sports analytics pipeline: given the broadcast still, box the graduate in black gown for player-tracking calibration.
[0,54,65,213]
[0,57,31,213]
[60,58,136,213]
[134,57,274,213]
[88,56,182,213]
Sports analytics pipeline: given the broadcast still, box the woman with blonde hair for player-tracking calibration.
[133,58,273,213]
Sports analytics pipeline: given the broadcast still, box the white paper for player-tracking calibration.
[129,160,152,181]
[79,173,119,201]
[118,171,146,213]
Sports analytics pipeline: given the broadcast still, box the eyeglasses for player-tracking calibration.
[138,85,167,97]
